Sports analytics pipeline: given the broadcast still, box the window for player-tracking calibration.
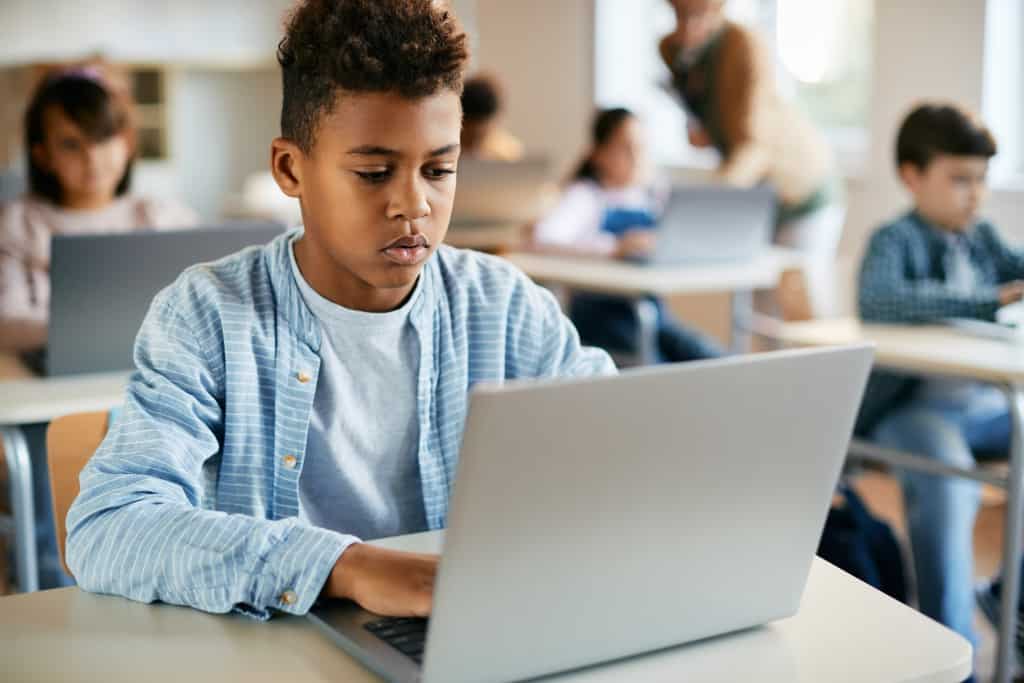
[594,0,873,173]
[982,0,1024,184]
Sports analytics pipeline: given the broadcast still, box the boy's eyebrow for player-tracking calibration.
[346,143,461,157]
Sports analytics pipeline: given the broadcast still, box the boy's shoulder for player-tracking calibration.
[432,244,530,292]
[152,233,278,322]
[864,211,930,253]
[871,211,919,239]
[431,244,548,314]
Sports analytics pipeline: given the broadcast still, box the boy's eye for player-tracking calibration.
[355,169,391,183]
[58,138,81,152]
[425,167,456,180]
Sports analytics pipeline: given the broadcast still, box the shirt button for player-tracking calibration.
[282,454,297,469]
[280,590,298,606]
[296,370,312,383]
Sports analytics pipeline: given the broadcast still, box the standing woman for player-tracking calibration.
[660,0,844,318]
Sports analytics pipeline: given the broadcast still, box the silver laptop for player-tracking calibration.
[641,185,775,266]
[309,345,874,683]
[450,157,553,227]
[47,223,283,376]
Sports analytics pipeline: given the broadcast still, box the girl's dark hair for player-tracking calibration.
[572,107,634,182]
[25,73,135,204]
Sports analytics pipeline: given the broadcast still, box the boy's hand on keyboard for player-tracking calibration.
[999,281,1024,306]
[326,543,438,617]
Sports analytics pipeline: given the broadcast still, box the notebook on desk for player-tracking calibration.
[47,223,283,376]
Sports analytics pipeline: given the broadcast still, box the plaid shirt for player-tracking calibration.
[66,230,614,619]
[855,211,1024,433]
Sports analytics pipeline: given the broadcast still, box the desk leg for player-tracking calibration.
[1,426,38,593]
[731,289,753,354]
[996,385,1024,683]
[632,299,659,366]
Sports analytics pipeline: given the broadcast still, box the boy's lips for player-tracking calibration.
[381,235,430,266]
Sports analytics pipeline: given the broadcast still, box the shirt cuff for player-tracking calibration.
[243,522,359,618]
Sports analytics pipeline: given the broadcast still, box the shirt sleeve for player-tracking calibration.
[503,266,617,378]
[858,225,1001,323]
[66,292,355,620]
[532,182,617,256]
[980,222,1024,283]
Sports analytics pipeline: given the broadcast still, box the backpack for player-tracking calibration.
[817,483,908,603]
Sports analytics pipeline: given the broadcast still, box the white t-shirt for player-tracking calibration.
[289,236,427,540]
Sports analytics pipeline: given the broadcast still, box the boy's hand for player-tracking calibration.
[615,229,656,260]
[326,543,438,617]
[999,281,1024,306]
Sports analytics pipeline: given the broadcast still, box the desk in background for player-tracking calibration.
[0,371,129,593]
[768,317,1024,683]
[0,529,971,682]
[505,247,802,362]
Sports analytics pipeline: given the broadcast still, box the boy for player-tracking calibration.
[66,0,613,621]
[459,74,524,162]
[858,103,1024,655]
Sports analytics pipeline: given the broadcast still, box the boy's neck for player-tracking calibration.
[913,206,971,234]
[293,235,418,313]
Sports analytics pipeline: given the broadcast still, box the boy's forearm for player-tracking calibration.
[859,283,1001,323]
[68,491,353,620]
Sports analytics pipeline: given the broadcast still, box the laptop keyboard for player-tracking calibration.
[363,617,429,663]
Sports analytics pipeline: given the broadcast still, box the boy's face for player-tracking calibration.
[272,90,461,312]
[899,154,989,232]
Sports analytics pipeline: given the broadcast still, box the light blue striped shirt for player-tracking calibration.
[66,229,614,620]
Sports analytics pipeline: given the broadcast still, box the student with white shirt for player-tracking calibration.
[533,108,722,363]
[0,63,197,590]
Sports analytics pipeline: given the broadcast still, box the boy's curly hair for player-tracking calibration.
[277,0,469,152]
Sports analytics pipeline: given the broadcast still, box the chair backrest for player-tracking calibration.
[46,411,109,577]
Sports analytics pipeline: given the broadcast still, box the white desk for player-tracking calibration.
[0,371,129,593]
[504,247,801,361]
[768,317,1024,683]
[0,529,971,683]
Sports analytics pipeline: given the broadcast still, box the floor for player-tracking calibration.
[853,468,1011,682]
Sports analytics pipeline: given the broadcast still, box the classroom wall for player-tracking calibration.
[0,0,482,221]
[0,0,294,65]
[473,0,1024,324]
[473,0,596,178]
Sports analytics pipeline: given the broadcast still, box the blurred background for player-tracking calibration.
[0,0,1020,318]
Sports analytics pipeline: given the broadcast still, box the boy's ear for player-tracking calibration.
[270,137,304,198]
[897,161,922,192]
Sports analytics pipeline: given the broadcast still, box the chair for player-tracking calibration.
[45,411,109,577]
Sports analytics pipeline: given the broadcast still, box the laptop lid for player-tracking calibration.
[422,345,873,683]
[449,157,553,226]
[649,185,775,265]
[47,223,283,376]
